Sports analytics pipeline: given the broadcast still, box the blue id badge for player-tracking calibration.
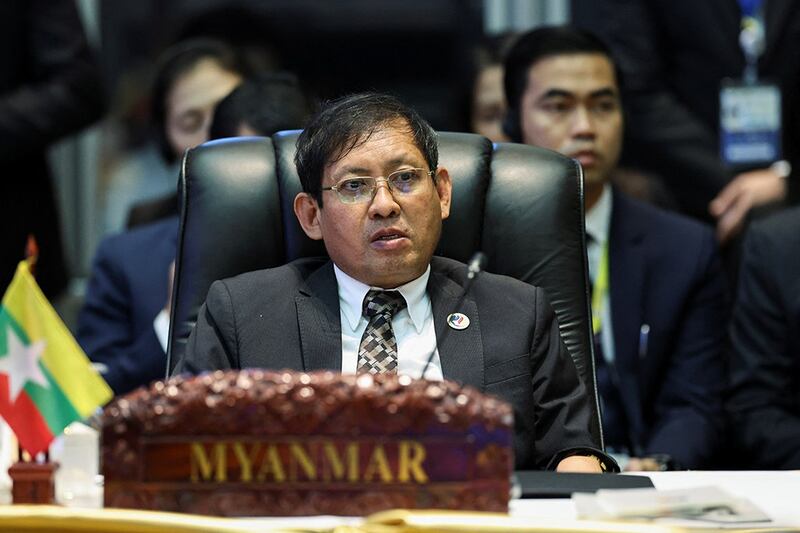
[720,80,781,165]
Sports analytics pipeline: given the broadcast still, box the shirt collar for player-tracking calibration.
[585,183,613,244]
[334,264,431,333]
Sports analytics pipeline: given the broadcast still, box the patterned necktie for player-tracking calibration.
[357,290,407,374]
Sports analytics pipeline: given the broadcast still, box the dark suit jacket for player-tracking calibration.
[176,256,607,470]
[573,0,800,218]
[0,0,104,297]
[77,217,178,395]
[608,189,728,468]
[727,206,800,469]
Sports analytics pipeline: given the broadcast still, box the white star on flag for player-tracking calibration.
[0,323,49,401]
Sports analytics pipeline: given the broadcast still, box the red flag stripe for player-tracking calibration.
[0,376,53,455]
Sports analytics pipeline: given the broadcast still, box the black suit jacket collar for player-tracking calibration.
[607,189,646,440]
[295,258,486,390]
[609,189,646,369]
[296,261,341,372]
[428,261,485,389]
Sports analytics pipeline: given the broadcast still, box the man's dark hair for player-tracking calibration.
[152,38,250,163]
[502,26,621,142]
[471,31,518,77]
[209,72,314,140]
[294,93,438,207]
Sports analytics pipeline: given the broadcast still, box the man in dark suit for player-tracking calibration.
[727,206,800,469]
[77,217,178,395]
[175,92,613,472]
[572,0,799,243]
[504,27,728,470]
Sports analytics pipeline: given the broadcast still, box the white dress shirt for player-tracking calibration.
[334,264,443,380]
[585,184,617,364]
[153,309,170,353]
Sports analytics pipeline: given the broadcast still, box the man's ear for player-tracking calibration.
[293,192,323,240]
[435,167,452,220]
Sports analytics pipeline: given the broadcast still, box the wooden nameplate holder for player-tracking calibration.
[101,370,513,516]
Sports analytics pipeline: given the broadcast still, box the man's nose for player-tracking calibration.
[368,179,400,218]
[571,106,595,138]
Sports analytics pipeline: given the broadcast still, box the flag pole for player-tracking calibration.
[25,235,38,274]
[17,235,40,465]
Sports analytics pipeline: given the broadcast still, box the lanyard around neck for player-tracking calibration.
[591,239,609,335]
[738,0,766,82]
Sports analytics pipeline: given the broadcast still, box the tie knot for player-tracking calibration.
[362,290,406,319]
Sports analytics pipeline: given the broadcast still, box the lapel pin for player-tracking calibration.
[447,313,470,330]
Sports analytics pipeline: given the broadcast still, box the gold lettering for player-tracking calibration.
[256,444,286,482]
[232,442,261,482]
[289,442,317,481]
[363,444,393,483]
[185,438,430,485]
[215,444,227,481]
[189,442,226,482]
[321,442,359,482]
[190,443,212,482]
[397,440,428,483]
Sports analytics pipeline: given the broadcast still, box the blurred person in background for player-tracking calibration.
[102,38,247,232]
[726,205,800,469]
[77,74,312,396]
[469,34,516,143]
[504,26,728,470]
[572,0,800,244]
[0,0,105,298]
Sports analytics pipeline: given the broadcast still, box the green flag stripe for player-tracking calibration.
[0,306,30,351]
[23,362,81,435]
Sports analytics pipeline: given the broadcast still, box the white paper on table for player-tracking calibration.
[574,486,772,525]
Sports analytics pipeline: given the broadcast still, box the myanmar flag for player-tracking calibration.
[0,260,112,455]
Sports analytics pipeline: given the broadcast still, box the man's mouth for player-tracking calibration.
[570,150,599,167]
[370,228,409,247]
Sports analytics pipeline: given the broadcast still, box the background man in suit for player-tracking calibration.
[175,92,614,473]
[504,27,728,470]
[572,0,799,243]
[77,75,311,396]
[727,206,800,469]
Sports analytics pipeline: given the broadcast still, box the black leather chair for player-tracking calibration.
[167,131,603,446]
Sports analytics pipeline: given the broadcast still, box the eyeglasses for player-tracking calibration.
[322,168,434,204]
